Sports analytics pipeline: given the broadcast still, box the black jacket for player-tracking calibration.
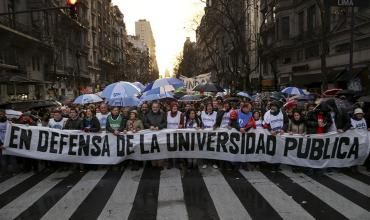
[64,117,83,130]
[214,109,231,128]
[144,110,167,129]
[82,117,101,132]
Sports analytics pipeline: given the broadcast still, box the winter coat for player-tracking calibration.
[144,110,167,129]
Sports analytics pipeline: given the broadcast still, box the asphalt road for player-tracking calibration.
[0,165,369,220]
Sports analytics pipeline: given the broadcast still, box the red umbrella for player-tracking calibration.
[323,89,342,97]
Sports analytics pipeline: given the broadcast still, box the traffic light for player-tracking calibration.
[66,0,79,19]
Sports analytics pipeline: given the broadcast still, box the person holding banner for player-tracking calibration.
[96,104,110,131]
[230,103,256,133]
[201,102,219,169]
[214,100,232,129]
[144,102,167,169]
[230,103,256,171]
[126,110,144,133]
[63,108,83,130]
[287,109,306,135]
[48,109,67,130]
[305,102,333,135]
[263,101,288,135]
[139,103,149,122]
[126,110,144,171]
[82,109,101,133]
[184,108,202,170]
[106,107,126,135]
[326,99,351,133]
[351,108,367,129]
[166,102,184,169]
[253,110,264,129]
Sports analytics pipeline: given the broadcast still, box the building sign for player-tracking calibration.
[328,0,369,7]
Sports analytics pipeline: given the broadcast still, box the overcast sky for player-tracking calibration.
[112,0,205,76]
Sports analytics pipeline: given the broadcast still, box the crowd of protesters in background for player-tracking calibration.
[1,91,370,175]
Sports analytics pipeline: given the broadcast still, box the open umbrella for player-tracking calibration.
[193,83,224,92]
[102,81,140,99]
[143,78,184,93]
[107,97,140,107]
[133,82,145,92]
[237,92,252,99]
[179,95,202,102]
[281,87,308,96]
[73,94,103,105]
[141,87,175,102]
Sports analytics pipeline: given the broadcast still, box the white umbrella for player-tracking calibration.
[73,94,103,105]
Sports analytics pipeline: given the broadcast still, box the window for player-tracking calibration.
[297,50,303,61]
[298,11,304,35]
[282,57,291,64]
[358,38,370,49]
[281,16,290,39]
[307,5,317,32]
[305,44,319,59]
[335,43,350,53]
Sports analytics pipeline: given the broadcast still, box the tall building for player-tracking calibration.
[0,0,89,102]
[259,0,370,92]
[0,0,133,102]
[135,19,159,78]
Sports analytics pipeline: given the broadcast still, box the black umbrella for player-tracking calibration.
[358,95,370,102]
[193,83,225,93]
[179,95,202,102]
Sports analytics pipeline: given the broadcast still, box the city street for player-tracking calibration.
[0,165,369,220]
[1,0,370,219]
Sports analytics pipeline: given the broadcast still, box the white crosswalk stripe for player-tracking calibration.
[98,169,143,220]
[0,168,369,219]
[326,172,370,197]
[0,171,70,220]
[0,173,34,195]
[240,170,315,220]
[157,169,188,220]
[281,170,370,220]
[41,170,106,220]
[202,168,252,220]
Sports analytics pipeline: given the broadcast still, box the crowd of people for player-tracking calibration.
[1,92,370,175]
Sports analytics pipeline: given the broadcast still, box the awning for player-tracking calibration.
[334,68,366,82]
[0,74,51,85]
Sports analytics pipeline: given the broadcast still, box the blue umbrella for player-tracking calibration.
[140,87,175,102]
[107,97,140,107]
[73,94,103,105]
[102,81,140,99]
[133,82,145,91]
[281,87,308,96]
[237,92,252,99]
[143,77,184,93]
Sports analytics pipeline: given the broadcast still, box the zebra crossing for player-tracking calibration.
[0,166,369,220]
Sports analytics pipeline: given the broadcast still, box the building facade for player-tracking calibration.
[259,0,370,92]
[0,0,137,103]
[135,19,159,79]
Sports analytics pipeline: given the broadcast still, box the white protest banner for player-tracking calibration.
[3,124,370,168]
[180,73,212,92]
